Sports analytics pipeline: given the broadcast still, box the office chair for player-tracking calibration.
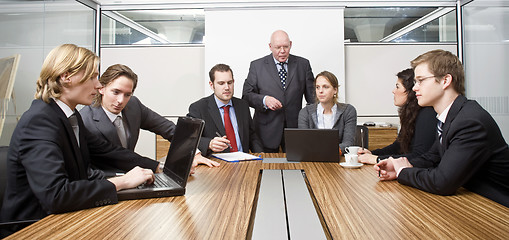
[0,146,39,238]
[355,126,369,149]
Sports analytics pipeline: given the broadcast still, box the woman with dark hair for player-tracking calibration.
[298,71,357,154]
[358,68,437,164]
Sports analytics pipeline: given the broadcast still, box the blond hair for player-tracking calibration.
[35,44,99,103]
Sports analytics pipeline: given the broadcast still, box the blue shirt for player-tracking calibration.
[214,96,243,152]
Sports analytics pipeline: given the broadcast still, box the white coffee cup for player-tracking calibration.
[345,146,361,155]
[344,153,359,165]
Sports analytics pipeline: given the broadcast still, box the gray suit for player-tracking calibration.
[242,54,314,150]
[80,96,175,173]
[298,103,357,154]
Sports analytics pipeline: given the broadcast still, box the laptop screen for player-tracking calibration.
[163,117,204,186]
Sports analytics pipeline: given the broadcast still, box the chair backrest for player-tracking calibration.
[355,126,369,149]
[0,146,9,211]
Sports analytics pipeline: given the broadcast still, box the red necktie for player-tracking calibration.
[222,105,238,152]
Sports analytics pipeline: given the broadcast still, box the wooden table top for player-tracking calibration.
[7,153,509,239]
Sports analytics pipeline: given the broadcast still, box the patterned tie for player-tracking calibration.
[114,116,128,148]
[221,105,238,152]
[437,120,443,144]
[278,62,287,89]
[69,114,80,147]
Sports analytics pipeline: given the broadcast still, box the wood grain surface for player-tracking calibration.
[7,153,509,239]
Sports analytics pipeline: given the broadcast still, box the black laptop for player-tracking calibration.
[284,128,340,162]
[117,117,204,201]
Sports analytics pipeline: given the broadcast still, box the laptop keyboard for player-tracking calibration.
[137,174,173,189]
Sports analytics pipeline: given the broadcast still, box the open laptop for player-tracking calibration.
[283,128,340,162]
[117,117,204,201]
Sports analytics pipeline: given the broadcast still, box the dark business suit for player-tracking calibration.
[187,94,263,156]
[399,95,509,207]
[0,99,158,225]
[373,107,437,160]
[243,54,314,151]
[80,96,175,151]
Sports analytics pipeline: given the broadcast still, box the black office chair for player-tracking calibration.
[355,125,369,149]
[0,146,39,238]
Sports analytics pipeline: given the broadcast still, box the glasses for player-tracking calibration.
[413,75,436,86]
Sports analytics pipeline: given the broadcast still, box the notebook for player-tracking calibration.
[284,128,340,162]
[117,117,204,201]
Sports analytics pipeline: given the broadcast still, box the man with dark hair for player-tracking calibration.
[81,64,218,176]
[188,64,263,156]
[376,49,509,207]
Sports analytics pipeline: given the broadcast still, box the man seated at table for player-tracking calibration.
[187,64,263,156]
[80,64,219,176]
[376,49,509,207]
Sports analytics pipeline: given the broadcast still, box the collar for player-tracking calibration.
[317,102,337,115]
[213,95,232,109]
[53,98,75,118]
[437,101,454,123]
[102,106,123,123]
[272,56,288,65]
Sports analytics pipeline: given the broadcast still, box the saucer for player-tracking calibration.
[340,162,363,168]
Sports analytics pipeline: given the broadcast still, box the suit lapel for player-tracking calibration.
[310,104,319,127]
[49,100,86,178]
[91,106,122,146]
[286,55,296,89]
[264,54,285,91]
[207,95,226,135]
[232,98,246,148]
[440,95,467,154]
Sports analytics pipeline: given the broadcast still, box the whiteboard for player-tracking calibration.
[100,46,205,116]
[204,8,345,103]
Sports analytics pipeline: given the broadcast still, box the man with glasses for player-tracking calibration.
[375,49,509,207]
[242,30,315,152]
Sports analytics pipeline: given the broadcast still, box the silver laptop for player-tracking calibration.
[284,128,340,162]
[117,117,204,201]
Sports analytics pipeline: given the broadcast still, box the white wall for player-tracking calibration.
[100,46,205,158]
[345,44,457,126]
[204,8,345,103]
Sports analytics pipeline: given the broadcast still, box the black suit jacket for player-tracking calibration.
[80,96,176,151]
[187,94,263,156]
[1,99,158,223]
[399,95,509,207]
[242,54,314,149]
[373,107,437,159]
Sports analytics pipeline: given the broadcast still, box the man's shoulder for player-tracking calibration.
[190,94,213,107]
[289,54,310,65]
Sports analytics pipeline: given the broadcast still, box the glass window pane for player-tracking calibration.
[101,9,204,45]
[345,7,456,43]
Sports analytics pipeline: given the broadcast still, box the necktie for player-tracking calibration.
[437,120,443,144]
[114,116,128,148]
[278,62,287,89]
[69,114,80,147]
[221,105,238,152]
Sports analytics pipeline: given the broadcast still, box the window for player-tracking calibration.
[101,9,204,45]
[344,7,456,43]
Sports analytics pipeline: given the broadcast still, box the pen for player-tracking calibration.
[377,156,380,178]
[215,132,233,149]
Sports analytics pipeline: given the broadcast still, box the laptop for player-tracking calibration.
[284,128,340,162]
[117,117,204,201]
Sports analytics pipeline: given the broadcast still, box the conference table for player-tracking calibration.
[7,153,509,239]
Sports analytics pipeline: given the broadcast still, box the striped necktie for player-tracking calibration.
[437,120,444,143]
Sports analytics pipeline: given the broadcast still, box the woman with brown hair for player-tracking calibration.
[358,68,437,164]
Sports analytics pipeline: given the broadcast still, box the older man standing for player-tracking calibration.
[242,30,314,152]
